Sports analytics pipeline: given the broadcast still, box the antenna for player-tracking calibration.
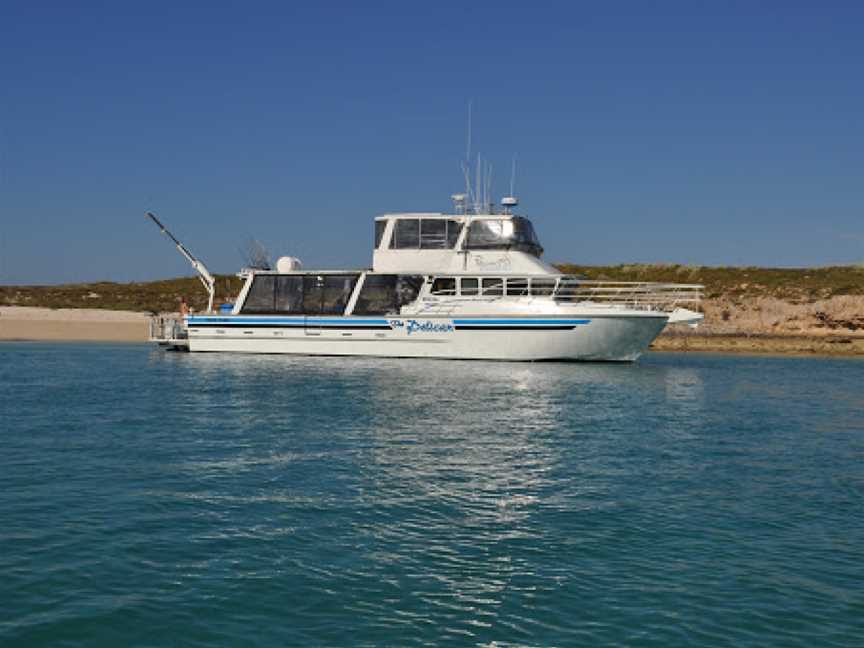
[466,100,473,163]
[485,161,493,213]
[501,155,519,215]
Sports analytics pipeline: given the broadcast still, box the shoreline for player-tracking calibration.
[651,333,864,357]
[2,306,863,356]
[0,307,149,343]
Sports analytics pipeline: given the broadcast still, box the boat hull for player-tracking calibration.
[185,313,668,361]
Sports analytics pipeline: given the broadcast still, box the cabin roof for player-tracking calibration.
[375,213,521,221]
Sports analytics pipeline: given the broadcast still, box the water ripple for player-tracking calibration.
[1,345,863,645]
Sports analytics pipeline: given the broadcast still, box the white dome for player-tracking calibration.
[276,256,303,272]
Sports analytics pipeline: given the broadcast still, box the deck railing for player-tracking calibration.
[148,316,188,342]
[427,275,702,311]
[553,278,703,310]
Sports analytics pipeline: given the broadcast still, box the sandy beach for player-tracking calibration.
[0,307,150,342]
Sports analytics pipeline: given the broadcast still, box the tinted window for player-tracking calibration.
[392,219,420,249]
[302,275,324,313]
[420,220,447,249]
[506,278,529,296]
[375,221,387,249]
[447,220,464,248]
[431,277,456,295]
[275,276,303,312]
[464,217,543,256]
[396,275,423,306]
[350,274,424,315]
[321,274,359,315]
[353,275,398,315]
[482,278,503,296]
[460,278,478,296]
[241,275,276,313]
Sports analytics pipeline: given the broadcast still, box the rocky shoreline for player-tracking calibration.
[653,331,864,356]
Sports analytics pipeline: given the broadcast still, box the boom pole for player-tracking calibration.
[145,212,216,313]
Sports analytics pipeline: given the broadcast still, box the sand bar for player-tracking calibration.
[0,307,150,342]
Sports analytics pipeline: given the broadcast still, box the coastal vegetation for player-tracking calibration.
[0,275,245,313]
[556,264,864,301]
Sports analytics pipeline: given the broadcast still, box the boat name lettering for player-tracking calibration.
[389,319,454,334]
[473,256,512,271]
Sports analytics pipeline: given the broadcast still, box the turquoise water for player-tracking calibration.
[1,343,863,646]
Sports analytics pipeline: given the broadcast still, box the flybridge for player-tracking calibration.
[371,213,554,275]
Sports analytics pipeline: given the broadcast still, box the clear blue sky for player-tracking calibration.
[2,0,863,284]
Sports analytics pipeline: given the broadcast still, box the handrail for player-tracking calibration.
[419,274,702,311]
[553,277,702,309]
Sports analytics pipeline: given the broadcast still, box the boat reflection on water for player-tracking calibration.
[145,351,711,637]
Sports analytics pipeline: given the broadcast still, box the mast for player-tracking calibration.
[145,212,216,313]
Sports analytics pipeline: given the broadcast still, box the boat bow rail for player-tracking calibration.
[553,277,703,311]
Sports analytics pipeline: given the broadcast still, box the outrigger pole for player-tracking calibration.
[145,212,216,313]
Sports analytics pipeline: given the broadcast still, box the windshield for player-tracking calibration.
[464,217,543,257]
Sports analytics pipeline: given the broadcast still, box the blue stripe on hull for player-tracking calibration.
[453,319,591,326]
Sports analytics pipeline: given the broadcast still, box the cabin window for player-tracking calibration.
[392,219,420,249]
[301,276,324,313]
[531,278,557,296]
[460,278,479,296]
[299,274,360,314]
[506,278,529,296]
[447,220,464,248]
[420,220,447,249]
[430,277,456,295]
[352,274,424,315]
[275,276,304,312]
[390,218,464,249]
[243,273,359,314]
[322,275,359,314]
[481,278,504,296]
[354,275,398,315]
[241,275,276,313]
[464,217,543,256]
[396,275,423,306]
[374,220,387,249]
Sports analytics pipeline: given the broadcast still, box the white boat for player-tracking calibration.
[148,198,703,361]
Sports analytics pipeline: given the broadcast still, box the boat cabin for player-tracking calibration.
[372,213,556,275]
[229,212,568,317]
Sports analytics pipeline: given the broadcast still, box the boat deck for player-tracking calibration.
[149,316,189,350]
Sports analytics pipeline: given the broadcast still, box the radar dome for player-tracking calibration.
[276,256,303,272]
